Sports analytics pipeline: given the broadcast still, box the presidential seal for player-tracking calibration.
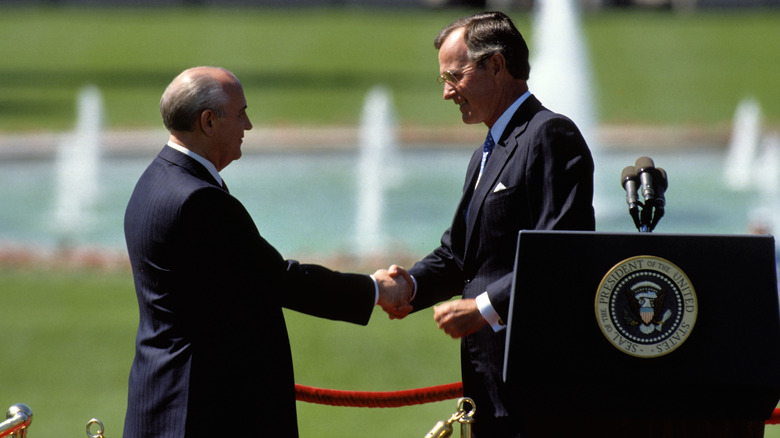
[595,256,697,358]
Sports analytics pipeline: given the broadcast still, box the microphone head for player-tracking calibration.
[621,166,638,187]
[656,167,668,190]
[635,156,656,173]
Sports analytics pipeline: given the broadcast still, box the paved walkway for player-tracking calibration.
[0,124,729,161]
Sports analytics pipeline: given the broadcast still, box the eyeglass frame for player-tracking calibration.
[436,64,477,87]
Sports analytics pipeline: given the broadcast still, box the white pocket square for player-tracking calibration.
[493,182,507,193]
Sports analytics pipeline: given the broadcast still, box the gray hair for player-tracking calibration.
[160,67,231,132]
[434,11,530,80]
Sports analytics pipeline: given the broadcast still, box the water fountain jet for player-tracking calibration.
[529,0,606,222]
[354,85,402,256]
[52,84,103,247]
[724,97,763,191]
[529,0,597,146]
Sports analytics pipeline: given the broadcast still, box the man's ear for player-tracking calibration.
[199,109,216,136]
[489,53,506,76]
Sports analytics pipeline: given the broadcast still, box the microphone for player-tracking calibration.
[655,167,667,208]
[650,167,668,231]
[634,156,656,205]
[620,166,641,230]
[635,156,656,231]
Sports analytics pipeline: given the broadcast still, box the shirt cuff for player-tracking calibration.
[369,275,379,305]
[476,291,506,332]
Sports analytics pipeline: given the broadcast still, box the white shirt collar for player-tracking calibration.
[489,90,531,144]
[166,141,223,186]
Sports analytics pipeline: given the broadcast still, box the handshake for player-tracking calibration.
[372,265,487,338]
[373,265,414,319]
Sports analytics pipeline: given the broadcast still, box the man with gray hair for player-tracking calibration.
[381,12,595,437]
[123,66,410,437]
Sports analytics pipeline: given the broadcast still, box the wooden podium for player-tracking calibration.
[503,231,780,437]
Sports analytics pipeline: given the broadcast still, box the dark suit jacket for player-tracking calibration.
[123,146,375,438]
[408,95,595,435]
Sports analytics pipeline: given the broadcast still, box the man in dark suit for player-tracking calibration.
[383,12,595,437]
[123,66,410,438]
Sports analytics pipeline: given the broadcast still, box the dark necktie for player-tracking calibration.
[476,131,495,187]
[466,131,496,223]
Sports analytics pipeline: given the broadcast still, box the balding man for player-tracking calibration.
[123,66,410,438]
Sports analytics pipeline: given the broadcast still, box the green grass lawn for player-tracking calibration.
[3,266,780,437]
[0,267,462,437]
[0,6,778,132]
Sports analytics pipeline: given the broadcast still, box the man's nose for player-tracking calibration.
[442,83,457,100]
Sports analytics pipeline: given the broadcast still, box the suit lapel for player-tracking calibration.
[463,141,512,259]
[462,95,541,260]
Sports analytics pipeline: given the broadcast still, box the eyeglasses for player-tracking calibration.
[437,65,474,86]
[437,70,459,86]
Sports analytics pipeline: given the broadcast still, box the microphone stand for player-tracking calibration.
[621,158,667,233]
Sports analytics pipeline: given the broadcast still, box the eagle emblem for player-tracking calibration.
[624,281,673,334]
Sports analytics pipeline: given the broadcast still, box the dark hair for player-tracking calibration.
[434,11,530,80]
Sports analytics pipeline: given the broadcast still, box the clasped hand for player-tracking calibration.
[373,265,488,337]
[373,265,414,319]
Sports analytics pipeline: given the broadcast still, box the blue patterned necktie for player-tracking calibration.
[466,131,495,222]
[476,131,495,187]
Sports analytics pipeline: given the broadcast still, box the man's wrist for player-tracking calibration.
[475,292,505,332]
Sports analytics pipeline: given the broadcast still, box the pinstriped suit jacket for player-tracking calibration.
[122,146,375,438]
[408,95,595,434]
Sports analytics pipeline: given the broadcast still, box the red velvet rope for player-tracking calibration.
[768,409,780,425]
[295,382,463,408]
[296,382,780,425]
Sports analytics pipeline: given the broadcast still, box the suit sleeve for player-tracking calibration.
[178,188,375,328]
[407,231,468,311]
[407,149,484,311]
[279,260,375,325]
